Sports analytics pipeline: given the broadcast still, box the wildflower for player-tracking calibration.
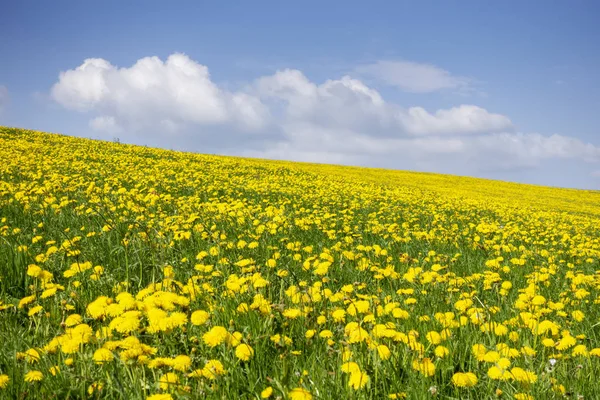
[24,371,43,383]
[0,375,9,389]
[201,360,226,379]
[171,355,192,372]
[452,372,478,387]
[288,388,312,400]
[412,358,435,377]
[28,305,44,317]
[510,368,537,384]
[426,331,441,345]
[65,314,82,327]
[85,382,104,395]
[190,310,209,325]
[341,362,360,374]
[203,326,228,347]
[332,309,346,322]
[319,330,333,339]
[434,345,449,358]
[159,372,179,390]
[514,394,534,400]
[235,344,254,361]
[376,344,391,360]
[283,308,302,319]
[261,387,273,398]
[23,349,40,363]
[348,370,370,389]
[18,295,36,309]
[147,394,173,400]
[487,366,511,381]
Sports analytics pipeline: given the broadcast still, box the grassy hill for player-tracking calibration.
[1,126,599,399]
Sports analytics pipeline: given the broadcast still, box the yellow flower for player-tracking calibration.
[288,388,312,400]
[27,264,43,277]
[28,305,44,317]
[24,349,40,363]
[434,345,449,358]
[426,331,441,345]
[65,314,83,327]
[305,329,316,339]
[412,358,435,377]
[319,330,333,339]
[201,359,226,379]
[572,344,588,357]
[472,344,487,361]
[341,362,360,374]
[451,372,478,387]
[18,295,36,309]
[510,367,537,384]
[487,366,511,381]
[24,371,43,383]
[93,348,114,364]
[146,394,173,400]
[158,372,179,390]
[514,394,534,400]
[190,310,209,325]
[332,309,346,322]
[556,335,576,350]
[0,374,9,389]
[235,344,254,361]
[203,326,229,347]
[261,386,273,398]
[348,370,370,390]
[283,308,302,319]
[87,382,104,395]
[483,351,500,363]
[572,310,585,322]
[376,344,391,360]
[171,355,192,372]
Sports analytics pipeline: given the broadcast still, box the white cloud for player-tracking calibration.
[51,53,270,134]
[0,85,9,112]
[355,60,472,93]
[254,69,510,136]
[89,116,122,134]
[50,53,600,182]
[400,105,512,136]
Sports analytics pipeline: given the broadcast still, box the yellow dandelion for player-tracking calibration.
[235,344,254,361]
[203,326,228,347]
[451,372,478,387]
[288,388,312,400]
[24,371,43,383]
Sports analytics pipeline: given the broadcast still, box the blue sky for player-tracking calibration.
[1,1,600,189]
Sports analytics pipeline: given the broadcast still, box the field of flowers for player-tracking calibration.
[1,126,600,399]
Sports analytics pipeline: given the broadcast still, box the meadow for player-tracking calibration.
[1,126,600,399]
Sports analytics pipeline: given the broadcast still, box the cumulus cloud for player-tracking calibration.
[254,69,511,136]
[355,60,472,93]
[50,53,600,181]
[51,53,270,135]
[0,85,8,112]
[399,105,513,136]
[89,116,122,134]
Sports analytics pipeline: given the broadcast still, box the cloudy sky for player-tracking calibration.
[1,1,600,189]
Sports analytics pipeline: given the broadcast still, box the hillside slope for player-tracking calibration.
[0,127,599,399]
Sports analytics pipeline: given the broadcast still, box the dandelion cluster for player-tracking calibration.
[0,127,599,399]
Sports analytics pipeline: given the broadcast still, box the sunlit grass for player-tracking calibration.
[0,126,599,399]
